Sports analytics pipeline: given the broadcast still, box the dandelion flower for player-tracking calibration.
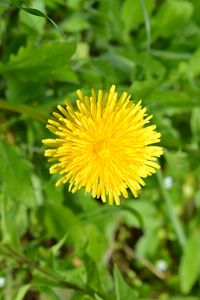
[42,85,163,205]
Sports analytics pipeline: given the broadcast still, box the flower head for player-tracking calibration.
[42,85,163,205]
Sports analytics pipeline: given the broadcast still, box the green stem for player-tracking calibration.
[0,100,47,121]
[157,169,187,249]
[140,0,151,52]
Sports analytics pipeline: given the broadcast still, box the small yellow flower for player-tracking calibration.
[42,85,163,205]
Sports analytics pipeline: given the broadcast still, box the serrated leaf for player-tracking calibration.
[114,265,137,300]
[0,41,77,102]
[179,230,200,294]
[0,41,76,81]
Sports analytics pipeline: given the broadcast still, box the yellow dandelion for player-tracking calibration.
[42,85,163,205]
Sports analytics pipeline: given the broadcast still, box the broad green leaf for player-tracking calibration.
[114,265,137,300]
[0,41,77,102]
[85,224,107,262]
[136,226,160,258]
[0,41,76,81]
[61,13,90,33]
[129,79,159,100]
[121,0,155,32]
[0,141,36,207]
[121,200,157,229]
[179,230,200,293]
[5,77,45,104]
[117,49,166,80]
[67,0,84,9]
[153,0,193,38]
[183,48,200,79]
[43,204,85,248]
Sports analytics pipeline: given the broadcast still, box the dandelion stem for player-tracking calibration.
[157,169,187,249]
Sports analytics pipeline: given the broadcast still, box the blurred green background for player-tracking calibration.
[0,0,200,299]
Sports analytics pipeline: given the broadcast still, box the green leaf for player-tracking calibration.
[0,196,26,247]
[0,141,36,207]
[14,284,31,300]
[0,41,77,102]
[114,265,137,300]
[19,0,46,34]
[0,41,75,81]
[61,13,90,33]
[179,230,200,293]
[39,286,60,300]
[153,0,193,38]
[21,7,46,17]
[129,79,159,100]
[149,90,200,114]
[5,78,45,104]
[121,0,155,32]
[84,255,104,294]
[51,233,68,256]
[43,204,85,248]
[165,150,190,179]
[85,224,107,262]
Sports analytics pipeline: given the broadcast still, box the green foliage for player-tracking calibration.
[0,141,36,206]
[179,230,200,293]
[0,41,76,103]
[114,265,137,300]
[0,0,200,299]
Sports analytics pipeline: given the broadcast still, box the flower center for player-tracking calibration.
[93,139,110,158]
